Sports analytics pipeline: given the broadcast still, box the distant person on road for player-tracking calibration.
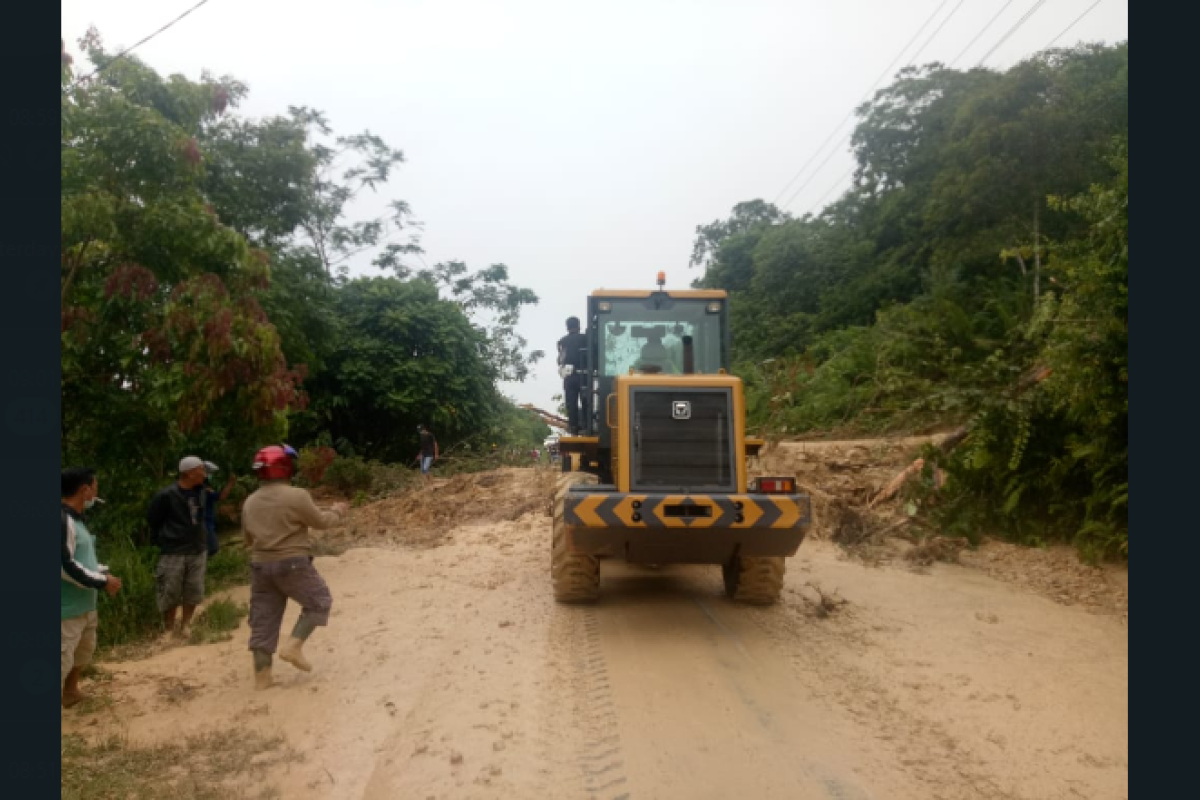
[558,316,589,435]
[415,424,438,484]
[242,444,348,689]
[202,461,237,558]
[147,456,210,638]
[61,467,122,708]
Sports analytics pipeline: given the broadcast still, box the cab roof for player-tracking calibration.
[589,289,728,300]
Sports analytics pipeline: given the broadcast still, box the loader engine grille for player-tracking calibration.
[631,388,735,492]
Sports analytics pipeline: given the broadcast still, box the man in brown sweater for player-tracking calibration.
[243,445,348,689]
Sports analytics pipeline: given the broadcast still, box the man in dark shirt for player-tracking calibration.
[147,456,210,637]
[558,316,589,435]
[415,425,439,484]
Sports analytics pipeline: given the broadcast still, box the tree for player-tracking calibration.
[62,33,303,526]
[298,277,505,462]
[690,199,789,279]
[688,43,1128,557]
[413,261,544,383]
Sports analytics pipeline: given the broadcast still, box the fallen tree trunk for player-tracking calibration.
[519,404,569,430]
[876,365,1053,502]
[869,458,925,508]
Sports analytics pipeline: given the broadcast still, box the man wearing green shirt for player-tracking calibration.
[60,467,122,708]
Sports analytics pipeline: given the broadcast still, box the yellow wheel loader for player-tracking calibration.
[552,275,810,604]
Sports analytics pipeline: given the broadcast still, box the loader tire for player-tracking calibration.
[551,472,600,603]
[723,555,786,605]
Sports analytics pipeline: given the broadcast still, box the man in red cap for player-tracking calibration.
[242,445,348,689]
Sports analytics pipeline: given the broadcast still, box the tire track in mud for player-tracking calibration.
[579,607,631,799]
[597,564,882,800]
[723,569,1017,800]
[538,603,632,800]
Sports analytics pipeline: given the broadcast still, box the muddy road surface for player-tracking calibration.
[64,467,1128,800]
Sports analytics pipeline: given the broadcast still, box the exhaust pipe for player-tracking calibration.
[682,335,695,374]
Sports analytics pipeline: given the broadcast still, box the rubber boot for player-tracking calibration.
[280,616,317,672]
[253,650,275,690]
[279,636,312,672]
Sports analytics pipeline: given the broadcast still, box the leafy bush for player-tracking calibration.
[297,445,337,486]
[323,456,374,494]
[366,460,416,495]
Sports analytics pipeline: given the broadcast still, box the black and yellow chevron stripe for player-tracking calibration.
[564,493,810,530]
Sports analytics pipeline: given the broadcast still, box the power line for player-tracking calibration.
[949,0,1021,66]
[975,0,1052,67]
[781,0,971,211]
[1045,0,1105,48]
[905,0,972,67]
[809,165,857,216]
[784,140,847,212]
[770,0,955,206]
[66,0,212,90]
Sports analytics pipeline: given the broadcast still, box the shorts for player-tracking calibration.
[61,611,98,688]
[155,553,207,611]
[421,456,434,474]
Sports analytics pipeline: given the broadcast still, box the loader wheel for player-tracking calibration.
[723,555,786,605]
[551,472,600,603]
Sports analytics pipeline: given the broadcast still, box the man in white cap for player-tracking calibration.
[147,456,210,637]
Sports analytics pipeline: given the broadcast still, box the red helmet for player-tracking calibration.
[252,444,298,481]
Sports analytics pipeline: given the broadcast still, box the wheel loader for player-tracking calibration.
[551,274,811,604]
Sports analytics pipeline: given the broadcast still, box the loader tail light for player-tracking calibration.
[754,477,796,494]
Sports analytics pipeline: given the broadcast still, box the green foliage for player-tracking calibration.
[322,456,375,495]
[931,138,1128,560]
[696,44,1127,558]
[62,35,543,545]
[92,536,161,649]
[62,36,303,544]
[297,445,337,485]
[187,599,248,645]
[205,547,252,593]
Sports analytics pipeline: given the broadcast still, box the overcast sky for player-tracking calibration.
[62,0,1128,416]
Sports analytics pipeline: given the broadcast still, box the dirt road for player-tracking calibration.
[64,467,1127,799]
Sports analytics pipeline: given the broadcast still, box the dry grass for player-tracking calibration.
[310,537,350,557]
[798,581,850,618]
[904,536,967,567]
[61,729,301,799]
[156,676,201,706]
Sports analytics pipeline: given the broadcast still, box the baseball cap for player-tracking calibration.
[203,461,220,474]
[179,456,205,473]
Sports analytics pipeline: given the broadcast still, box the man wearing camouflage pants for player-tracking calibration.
[242,445,348,689]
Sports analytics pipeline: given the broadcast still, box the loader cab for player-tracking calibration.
[582,290,731,442]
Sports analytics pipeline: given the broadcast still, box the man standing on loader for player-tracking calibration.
[242,444,348,689]
[557,316,589,435]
